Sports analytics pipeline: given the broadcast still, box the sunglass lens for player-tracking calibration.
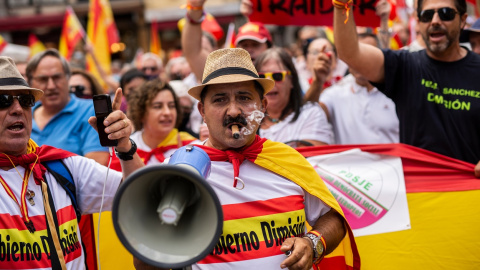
[439,8,456,21]
[19,95,35,107]
[272,73,284,82]
[419,9,435,22]
[0,95,12,108]
[259,74,266,79]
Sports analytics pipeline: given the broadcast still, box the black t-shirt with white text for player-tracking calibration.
[374,49,480,164]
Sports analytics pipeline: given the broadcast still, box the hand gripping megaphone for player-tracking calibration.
[112,145,223,269]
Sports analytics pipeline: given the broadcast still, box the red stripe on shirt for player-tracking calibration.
[0,205,77,231]
[222,195,305,221]
[198,240,284,264]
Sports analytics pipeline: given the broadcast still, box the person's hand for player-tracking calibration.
[279,237,314,270]
[475,160,480,178]
[186,0,206,10]
[88,88,133,152]
[240,0,253,18]
[375,0,391,20]
[199,123,210,141]
[311,45,333,85]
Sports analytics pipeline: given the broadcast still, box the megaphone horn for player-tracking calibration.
[112,145,223,269]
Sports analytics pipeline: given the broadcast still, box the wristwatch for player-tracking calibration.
[115,138,137,161]
[303,232,325,263]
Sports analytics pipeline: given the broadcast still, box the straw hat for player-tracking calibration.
[188,48,274,101]
[0,56,43,101]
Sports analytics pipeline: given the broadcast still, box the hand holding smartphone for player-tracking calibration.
[93,94,118,147]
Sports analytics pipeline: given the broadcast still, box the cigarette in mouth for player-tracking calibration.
[232,125,240,139]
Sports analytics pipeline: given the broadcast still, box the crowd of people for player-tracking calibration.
[0,0,479,268]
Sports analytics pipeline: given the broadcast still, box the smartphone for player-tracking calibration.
[93,94,118,147]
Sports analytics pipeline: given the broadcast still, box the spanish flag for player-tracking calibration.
[28,33,46,59]
[59,6,85,60]
[389,32,404,50]
[224,22,236,49]
[86,0,119,85]
[298,143,480,269]
[0,34,8,53]
[149,21,163,57]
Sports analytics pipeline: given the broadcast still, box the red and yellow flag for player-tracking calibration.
[59,7,85,61]
[224,22,236,49]
[28,33,46,59]
[389,32,404,50]
[86,0,119,85]
[149,21,162,57]
[299,143,480,269]
[0,34,8,53]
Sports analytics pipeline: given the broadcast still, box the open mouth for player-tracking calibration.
[429,31,446,42]
[266,91,278,97]
[8,123,24,131]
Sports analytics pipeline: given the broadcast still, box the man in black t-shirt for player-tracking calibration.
[332,0,480,177]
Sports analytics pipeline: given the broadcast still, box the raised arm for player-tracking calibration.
[182,0,209,81]
[333,1,386,83]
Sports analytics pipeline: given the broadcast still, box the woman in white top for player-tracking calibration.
[254,48,333,147]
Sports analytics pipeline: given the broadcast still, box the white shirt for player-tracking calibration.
[260,102,333,145]
[131,131,201,165]
[0,156,122,270]
[194,159,330,270]
[320,74,399,144]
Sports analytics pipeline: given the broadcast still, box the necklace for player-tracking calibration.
[0,153,38,233]
[266,115,280,124]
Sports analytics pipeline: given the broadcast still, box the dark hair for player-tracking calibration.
[26,49,71,83]
[254,47,303,123]
[199,81,265,104]
[120,68,146,90]
[303,37,337,59]
[71,68,104,96]
[127,78,182,131]
[417,0,466,16]
[358,33,380,48]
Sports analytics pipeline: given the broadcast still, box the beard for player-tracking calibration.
[422,25,459,54]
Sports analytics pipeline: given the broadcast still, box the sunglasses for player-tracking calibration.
[258,71,291,82]
[418,7,458,23]
[70,85,92,99]
[142,66,158,72]
[0,94,35,109]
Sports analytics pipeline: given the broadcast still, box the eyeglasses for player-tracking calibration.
[142,66,158,72]
[70,85,92,99]
[0,94,35,109]
[32,73,66,86]
[418,7,458,23]
[258,71,291,82]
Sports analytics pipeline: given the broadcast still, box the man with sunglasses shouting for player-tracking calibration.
[0,56,144,269]
[333,0,480,177]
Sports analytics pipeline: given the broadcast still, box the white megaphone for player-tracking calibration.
[112,145,223,269]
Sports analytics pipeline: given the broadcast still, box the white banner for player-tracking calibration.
[307,149,410,237]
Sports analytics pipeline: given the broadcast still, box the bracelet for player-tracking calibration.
[332,0,353,24]
[308,230,327,263]
[185,10,206,25]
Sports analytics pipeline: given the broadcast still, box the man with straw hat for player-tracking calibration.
[134,48,359,270]
[0,56,143,270]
